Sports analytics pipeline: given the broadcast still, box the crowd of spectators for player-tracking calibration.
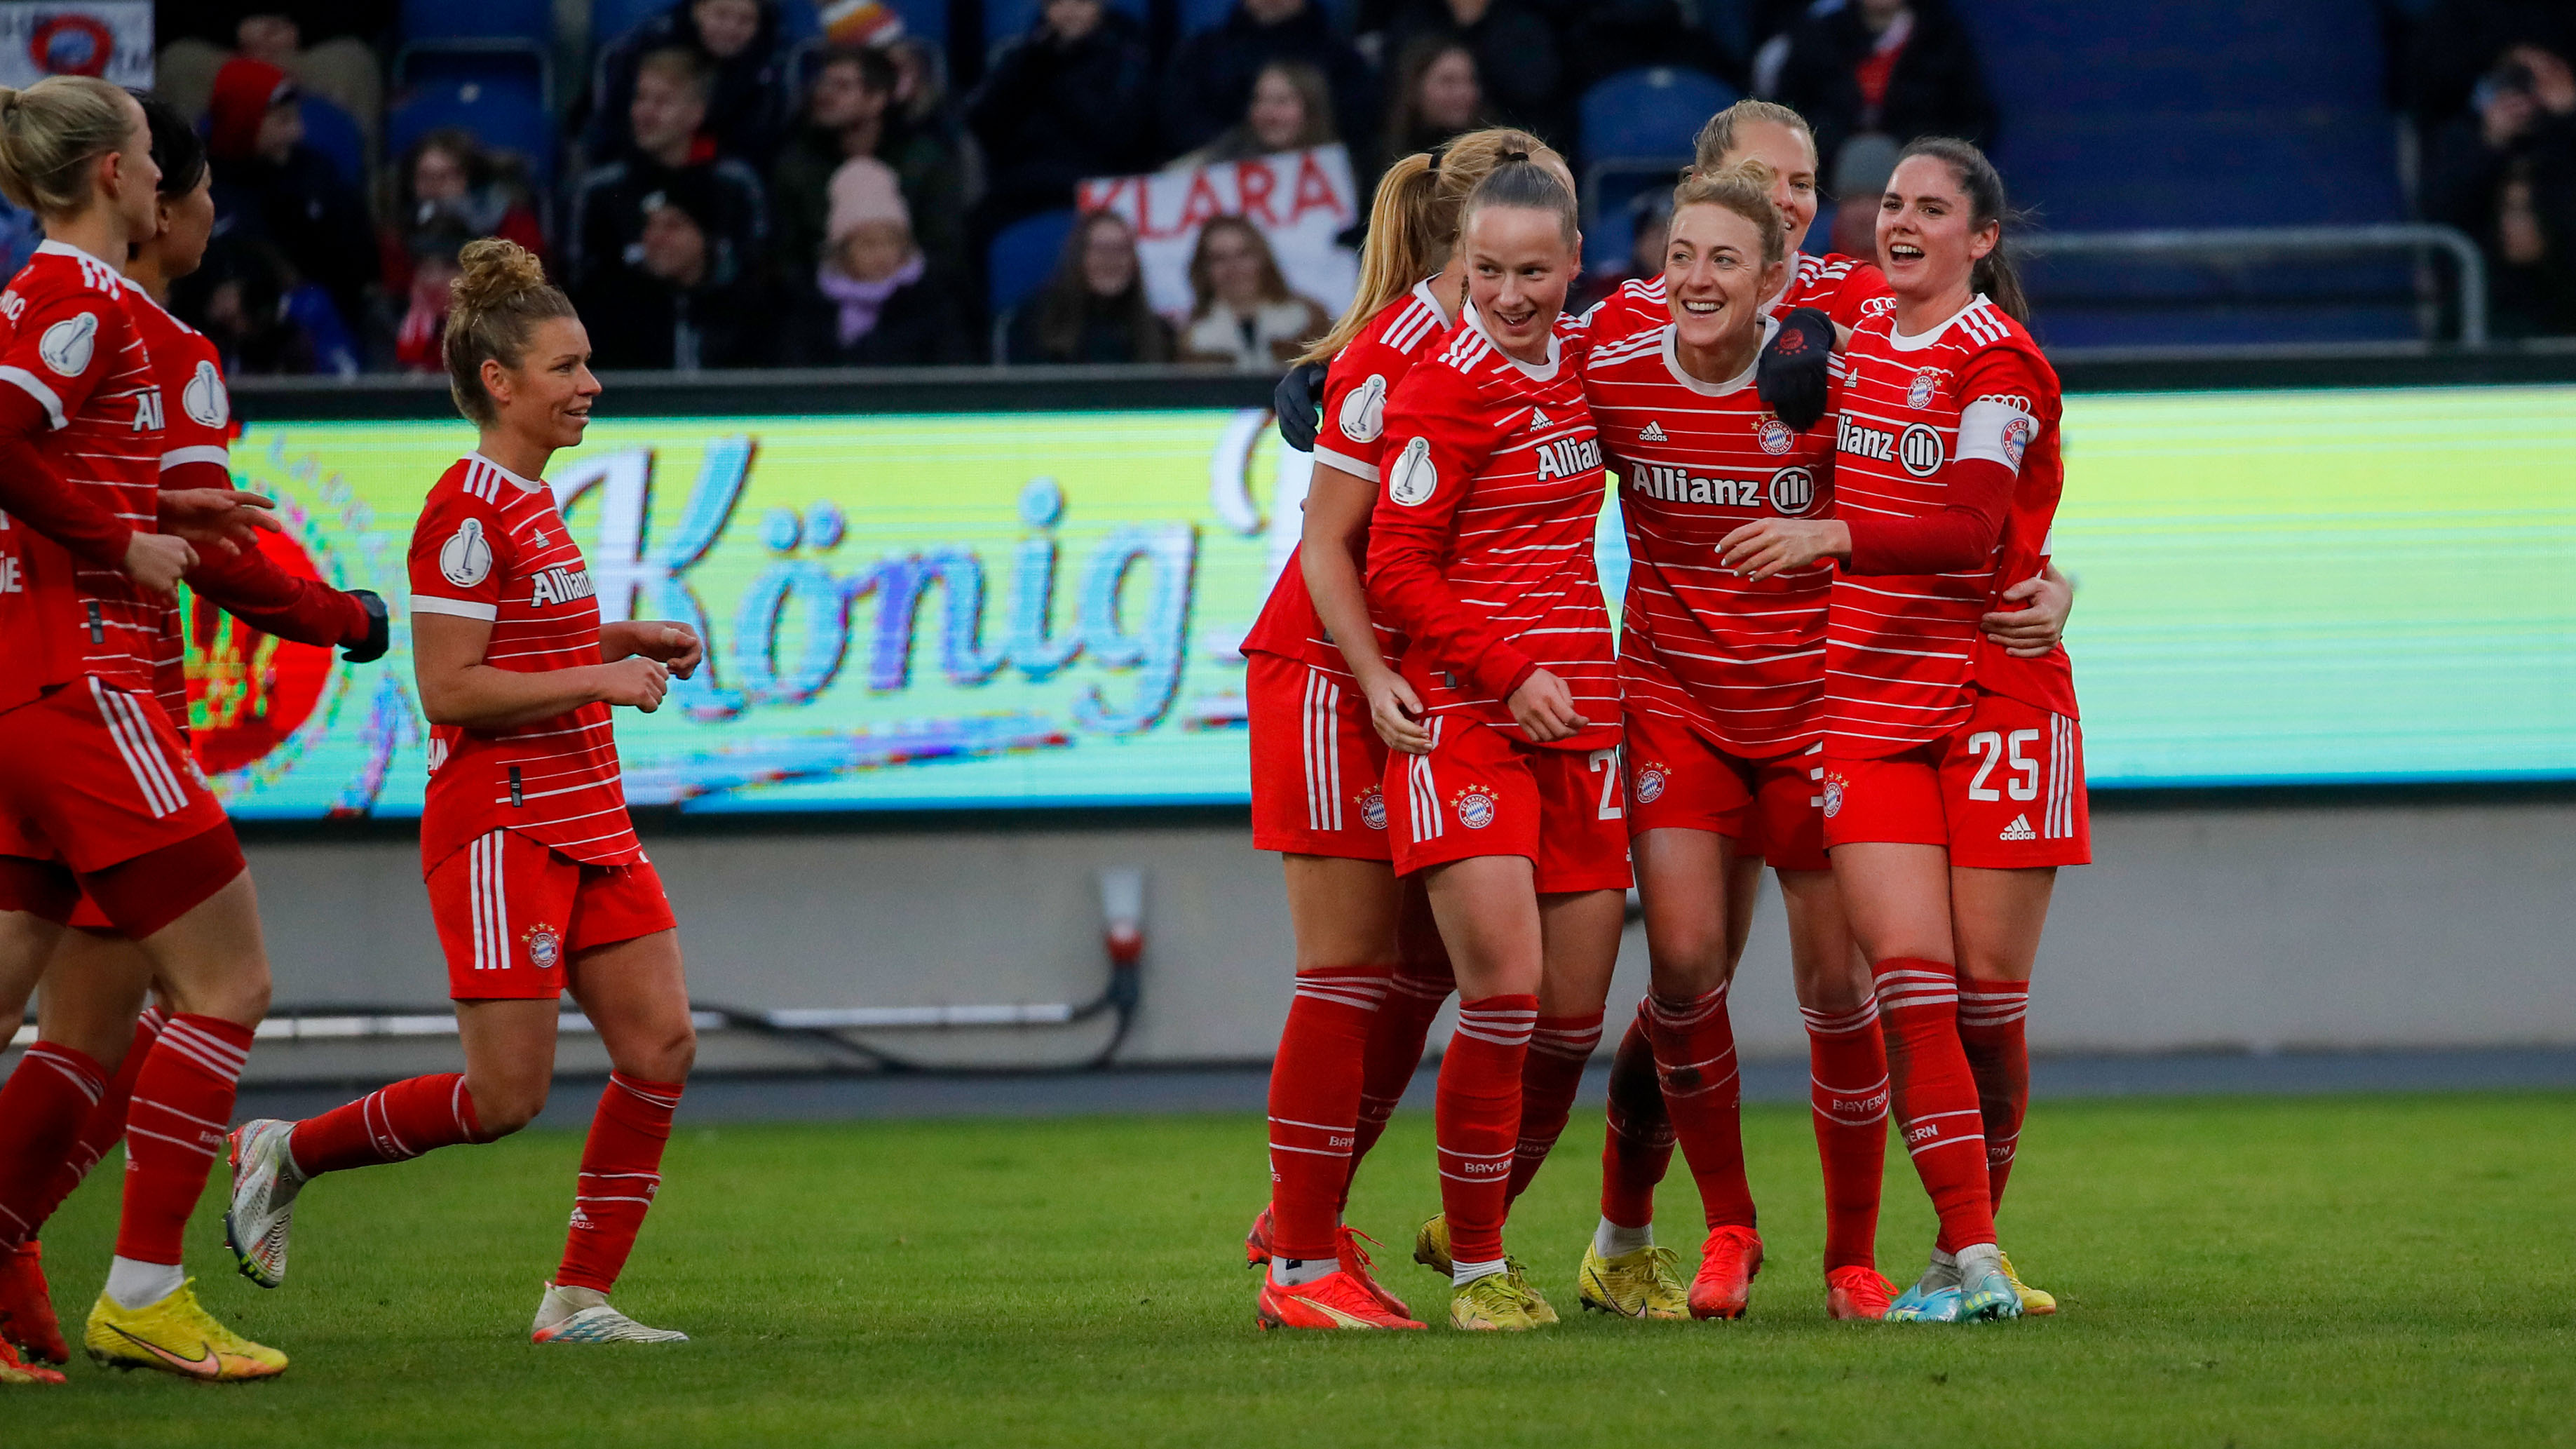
[57,0,2014,375]
[2404,0,2576,337]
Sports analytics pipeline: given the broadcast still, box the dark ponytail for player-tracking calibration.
[1896,135,2027,325]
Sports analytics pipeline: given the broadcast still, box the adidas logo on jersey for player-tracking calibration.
[1528,407,1552,427]
[1639,420,1668,443]
[2000,815,2037,842]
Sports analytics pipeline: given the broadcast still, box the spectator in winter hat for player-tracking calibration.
[782,158,974,366]
[773,46,968,288]
[204,56,377,339]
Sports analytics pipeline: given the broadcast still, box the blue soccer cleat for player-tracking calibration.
[1953,1245,2023,1323]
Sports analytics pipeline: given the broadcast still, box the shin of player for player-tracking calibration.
[1368,159,1627,1331]
[222,242,706,1344]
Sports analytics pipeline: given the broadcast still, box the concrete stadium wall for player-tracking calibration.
[175,796,2575,1082]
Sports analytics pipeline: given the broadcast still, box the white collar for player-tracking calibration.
[1463,300,1561,379]
[34,238,123,285]
[1412,276,1454,329]
[1887,293,1989,352]
[1660,315,1775,396]
[470,451,547,492]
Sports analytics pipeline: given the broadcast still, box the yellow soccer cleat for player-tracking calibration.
[1412,1213,1453,1276]
[1999,1252,2056,1316]
[1506,1260,1558,1326]
[1448,1270,1545,1331]
[1578,1241,1687,1320]
[85,1281,287,1381]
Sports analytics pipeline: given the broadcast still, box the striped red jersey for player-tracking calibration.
[1241,279,1449,679]
[0,242,167,705]
[1824,295,2070,757]
[1584,315,1843,756]
[1366,305,1619,751]
[1588,250,1892,337]
[407,454,640,873]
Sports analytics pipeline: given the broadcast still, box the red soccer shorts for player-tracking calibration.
[1388,715,1632,892]
[428,830,677,1001]
[1622,710,1828,871]
[1821,691,2091,868]
[1247,652,1393,861]
[0,679,230,874]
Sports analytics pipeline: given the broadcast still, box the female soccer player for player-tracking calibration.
[1366,159,1624,1331]
[1242,128,1571,1333]
[224,239,709,1345]
[1720,136,2083,1324]
[0,75,292,1382]
[0,93,386,1377]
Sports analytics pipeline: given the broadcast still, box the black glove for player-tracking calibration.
[343,588,390,663]
[1273,360,1326,453]
[1756,306,1836,432]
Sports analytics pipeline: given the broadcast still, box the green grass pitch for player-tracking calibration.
[12,1091,2575,1447]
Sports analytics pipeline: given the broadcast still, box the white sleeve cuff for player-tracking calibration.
[0,365,67,430]
[1956,397,2035,474]
[159,444,231,471]
[1311,445,1381,483]
[410,593,499,621]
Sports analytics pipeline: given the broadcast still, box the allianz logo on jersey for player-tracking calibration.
[529,565,597,608]
[1629,463,1817,515]
[1836,415,1948,479]
[1532,434,1603,482]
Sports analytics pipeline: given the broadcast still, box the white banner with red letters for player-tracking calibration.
[1076,144,1361,325]
[0,3,151,88]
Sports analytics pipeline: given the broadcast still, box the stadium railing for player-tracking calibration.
[2017,224,2493,347]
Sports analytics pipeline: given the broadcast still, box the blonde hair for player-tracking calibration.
[1673,161,1787,267]
[444,239,577,426]
[0,76,136,217]
[1298,126,1566,365]
[1689,99,1816,178]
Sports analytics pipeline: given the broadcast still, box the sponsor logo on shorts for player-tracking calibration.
[1821,771,1848,819]
[1453,787,1496,830]
[523,923,562,969]
[1359,785,1387,832]
[1907,368,1943,410]
[1756,418,1795,455]
[1632,762,1668,804]
[1999,814,2036,842]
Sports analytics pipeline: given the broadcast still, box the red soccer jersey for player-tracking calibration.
[1824,295,2072,757]
[1365,305,1619,751]
[1591,250,1892,337]
[0,242,167,707]
[1240,278,1451,680]
[407,453,640,874]
[1584,314,1843,757]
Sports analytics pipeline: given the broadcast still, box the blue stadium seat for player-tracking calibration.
[988,207,1076,317]
[401,0,553,44]
[389,69,557,188]
[985,0,1144,50]
[1577,66,1735,173]
[888,0,946,46]
[592,0,672,54]
[297,95,367,193]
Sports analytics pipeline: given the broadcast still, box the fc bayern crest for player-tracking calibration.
[1756,418,1795,455]
[1359,785,1388,832]
[523,924,562,970]
[1821,773,1848,819]
[1633,764,1668,804]
[1454,788,1497,830]
[2002,415,2034,468]
[1907,369,1942,410]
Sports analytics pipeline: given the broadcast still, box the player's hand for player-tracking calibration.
[1980,565,2073,657]
[343,589,391,663]
[615,620,705,679]
[1506,669,1587,743]
[1719,517,1848,582]
[158,488,280,556]
[120,532,196,597]
[1364,670,1432,754]
[1273,360,1326,453]
[594,656,671,712]
[1756,305,1835,431]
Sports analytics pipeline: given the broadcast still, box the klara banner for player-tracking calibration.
[1076,144,1361,325]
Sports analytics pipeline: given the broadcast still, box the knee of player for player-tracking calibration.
[1643,935,1733,996]
[470,1079,548,1136]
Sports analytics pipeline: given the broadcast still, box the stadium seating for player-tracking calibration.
[1577,67,1735,276]
[401,0,554,45]
[985,0,1145,51]
[989,207,1077,317]
[297,95,369,193]
[590,0,672,54]
[388,66,558,189]
[1175,0,1350,34]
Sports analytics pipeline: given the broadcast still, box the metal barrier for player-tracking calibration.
[2017,224,2490,346]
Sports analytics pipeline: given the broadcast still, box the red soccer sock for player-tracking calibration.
[555,1073,684,1293]
[1435,995,1535,1266]
[1504,1011,1603,1205]
[1803,997,1890,1272]
[0,1043,107,1247]
[1956,974,2031,1212]
[1597,1009,1672,1229]
[1646,988,1756,1232]
[116,1015,253,1265]
[1265,964,1390,1262]
[287,1072,489,1177]
[1342,958,1451,1205]
[24,1010,163,1235]
[1871,958,1994,1253]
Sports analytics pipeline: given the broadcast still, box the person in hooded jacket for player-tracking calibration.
[584,0,799,168]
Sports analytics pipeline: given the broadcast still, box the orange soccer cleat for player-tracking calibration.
[1688,1225,1765,1321]
[1244,1205,1275,1267]
[1332,1225,1411,1322]
[0,1242,69,1365]
[1826,1265,1899,1321]
[1256,1269,1427,1331]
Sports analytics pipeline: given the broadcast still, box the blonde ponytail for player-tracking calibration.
[1690,99,1817,179]
[443,238,576,425]
[0,76,136,217]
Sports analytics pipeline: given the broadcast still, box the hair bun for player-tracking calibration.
[1501,149,1529,163]
[450,238,550,314]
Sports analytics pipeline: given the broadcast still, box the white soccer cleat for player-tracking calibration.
[224,1119,306,1290]
[530,1283,689,1344]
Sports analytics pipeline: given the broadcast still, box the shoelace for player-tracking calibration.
[1336,1225,1384,1275]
